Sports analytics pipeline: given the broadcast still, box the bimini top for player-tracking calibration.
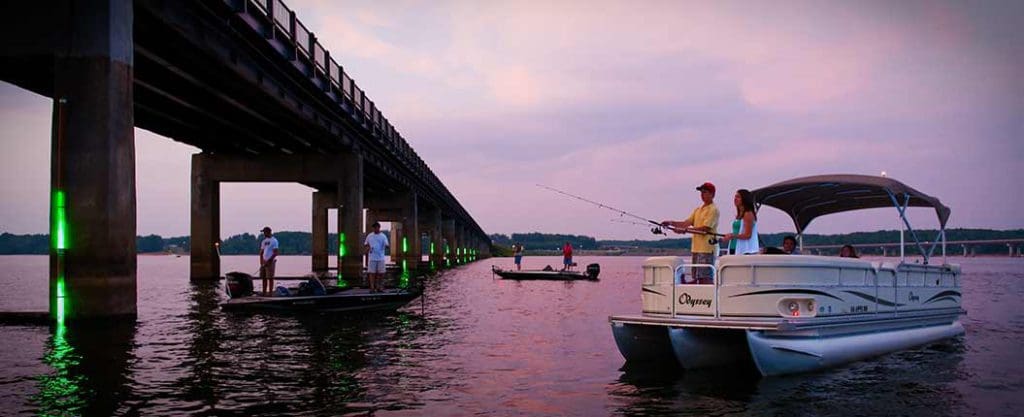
[752,174,951,233]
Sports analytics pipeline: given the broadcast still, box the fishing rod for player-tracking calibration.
[606,219,671,235]
[538,184,725,239]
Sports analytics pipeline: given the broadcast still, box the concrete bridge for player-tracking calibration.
[802,239,1024,257]
[0,0,490,320]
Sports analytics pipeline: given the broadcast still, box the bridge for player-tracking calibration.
[0,0,491,320]
[802,239,1024,257]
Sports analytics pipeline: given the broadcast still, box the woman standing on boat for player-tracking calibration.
[721,189,759,254]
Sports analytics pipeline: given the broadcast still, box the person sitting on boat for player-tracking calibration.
[562,241,574,271]
[720,189,760,255]
[839,244,859,258]
[258,226,279,295]
[661,182,720,284]
[782,235,801,255]
[364,222,389,293]
[512,242,524,270]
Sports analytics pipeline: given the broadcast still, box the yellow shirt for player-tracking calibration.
[685,203,720,254]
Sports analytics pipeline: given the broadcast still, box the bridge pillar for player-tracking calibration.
[880,247,887,257]
[311,191,336,272]
[338,153,364,281]
[422,207,444,269]
[442,219,456,267]
[50,0,137,319]
[389,221,403,260]
[397,193,420,271]
[457,225,466,263]
[190,154,220,280]
[1009,244,1014,257]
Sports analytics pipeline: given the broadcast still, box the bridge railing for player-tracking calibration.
[229,0,488,237]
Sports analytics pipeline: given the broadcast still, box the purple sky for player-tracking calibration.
[1,0,1022,240]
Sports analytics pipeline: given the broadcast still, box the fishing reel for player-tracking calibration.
[650,227,665,235]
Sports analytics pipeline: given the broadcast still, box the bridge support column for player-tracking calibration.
[311,191,335,272]
[50,0,137,319]
[456,225,466,264]
[393,192,419,271]
[389,221,403,261]
[422,207,444,269]
[190,155,220,280]
[442,219,456,267]
[338,153,364,281]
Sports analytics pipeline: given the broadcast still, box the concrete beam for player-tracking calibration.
[50,0,137,320]
[189,153,349,183]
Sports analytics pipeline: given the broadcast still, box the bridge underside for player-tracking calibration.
[0,0,490,320]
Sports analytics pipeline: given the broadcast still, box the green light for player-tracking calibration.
[335,272,349,288]
[339,233,346,257]
[430,242,435,254]
[55,278,65,324]
[400,259,409,288]
[52,190,68,250]
[402,237,408,253]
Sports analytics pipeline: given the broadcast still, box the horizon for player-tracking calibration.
[2,0,1022,240]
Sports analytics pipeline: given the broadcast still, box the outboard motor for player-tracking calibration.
[586,263,601,280]
[225,271,254,298]
[297,276,327,296]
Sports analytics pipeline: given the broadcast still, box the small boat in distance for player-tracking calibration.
[221,272,421,313]
[610,174,964,376]
[492,263,600,281]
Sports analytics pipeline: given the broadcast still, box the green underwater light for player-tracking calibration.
[52,190,68,250]
[402,237,408,253]
[338,233,347,257]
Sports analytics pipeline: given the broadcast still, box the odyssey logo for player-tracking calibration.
[678,293,712,308]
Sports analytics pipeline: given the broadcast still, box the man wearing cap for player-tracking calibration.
[258,226,279,295]
[364,221,389,292]
[661,182,720,284]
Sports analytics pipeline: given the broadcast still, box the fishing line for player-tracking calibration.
[537,184,725,241]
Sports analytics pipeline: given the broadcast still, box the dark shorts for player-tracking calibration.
[691,252,714,284]
[514,255,522,264]
[563,256,573,265]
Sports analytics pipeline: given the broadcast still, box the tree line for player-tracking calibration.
[1,228,1021,255]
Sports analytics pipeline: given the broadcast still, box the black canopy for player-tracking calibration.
[752,174,951,233]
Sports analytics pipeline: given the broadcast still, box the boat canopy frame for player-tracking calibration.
[751,174,951,264]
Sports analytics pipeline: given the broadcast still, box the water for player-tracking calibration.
[0,255,1022,416]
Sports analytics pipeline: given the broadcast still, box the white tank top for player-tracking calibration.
[735,220,760,254]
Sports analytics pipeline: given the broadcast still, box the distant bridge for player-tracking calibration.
[0,0,490,320]
[802,239,1024,257]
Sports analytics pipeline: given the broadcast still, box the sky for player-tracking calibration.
[1,0,1022,240]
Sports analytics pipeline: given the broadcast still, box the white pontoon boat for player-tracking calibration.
[609,175,964,376]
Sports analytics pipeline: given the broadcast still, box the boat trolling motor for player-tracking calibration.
[586,263,601,279]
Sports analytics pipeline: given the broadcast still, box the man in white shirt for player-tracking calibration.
[364,222,389,292]
[258,226,279,295]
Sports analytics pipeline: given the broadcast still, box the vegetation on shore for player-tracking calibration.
[1,228,1020,256]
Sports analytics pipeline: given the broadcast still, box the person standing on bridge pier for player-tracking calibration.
[364,222,389,292]
[259,227,279,295]
[661,182,720,284]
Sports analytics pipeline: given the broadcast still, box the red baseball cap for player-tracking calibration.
[696,182,715,193]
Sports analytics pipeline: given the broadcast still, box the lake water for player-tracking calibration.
[0,255,1021,416]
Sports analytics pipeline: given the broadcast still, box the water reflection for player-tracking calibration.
[33,319,137,416]
[607,337,967,417]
